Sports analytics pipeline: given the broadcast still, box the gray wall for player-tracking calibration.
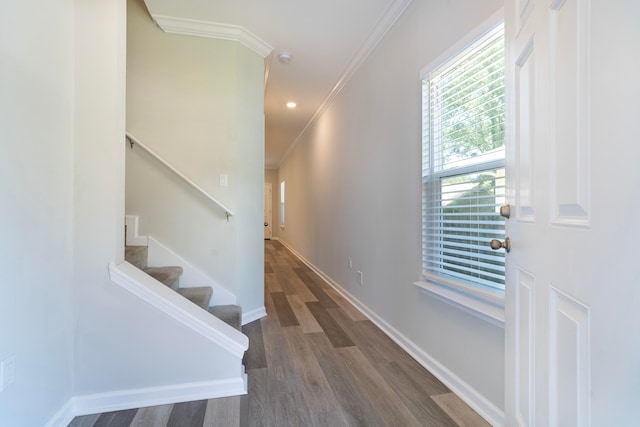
[277,0,505,416]
[125,0,265,313]
[0,2,76,425]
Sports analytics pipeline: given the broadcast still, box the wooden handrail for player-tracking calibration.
[125,132,234,220]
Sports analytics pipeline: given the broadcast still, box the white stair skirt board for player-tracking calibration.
[109,261,248,358]
[242,306,267,326]
[277,239,505,426]
[147,236,236,306]
[125,215,149,246]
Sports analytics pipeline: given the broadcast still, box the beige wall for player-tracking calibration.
[277,0,504,419]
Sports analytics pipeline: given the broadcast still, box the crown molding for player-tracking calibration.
[263,51,273,94]
[278,0,414,167]
[152,15,273,58]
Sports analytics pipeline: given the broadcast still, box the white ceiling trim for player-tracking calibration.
[263,52,273,94]
[152,15,273,58]
[277,0,415,168]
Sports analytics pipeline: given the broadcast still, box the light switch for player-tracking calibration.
[219,174,228,187]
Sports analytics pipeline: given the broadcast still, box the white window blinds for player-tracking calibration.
[422,23,506,291]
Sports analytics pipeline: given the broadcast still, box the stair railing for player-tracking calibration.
[125,132,234,220]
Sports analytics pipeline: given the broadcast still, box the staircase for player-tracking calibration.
[125,245,242,330]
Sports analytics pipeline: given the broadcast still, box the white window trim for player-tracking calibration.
[420,10,504,80]
[414,277,505,328]
[415,9,505,326]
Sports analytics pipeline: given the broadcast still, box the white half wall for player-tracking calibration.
[72,0,248,408]
[277,0,505,416]
[0,1,75,425]
[125,0,265,315]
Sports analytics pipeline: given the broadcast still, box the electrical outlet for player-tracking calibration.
[348,258,353,269]
[357,270,363,285]
[0,354,16,392]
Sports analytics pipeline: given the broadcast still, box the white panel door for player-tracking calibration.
[264,183,273,239]
[504,1,640,425]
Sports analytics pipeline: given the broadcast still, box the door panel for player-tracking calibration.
[516,0,535,29]
[264,183,272,239]
[505,0,640,425]
[514,268,535,426]
[548,287,590,427]
[515,37,536,222]
[549,0,591,226]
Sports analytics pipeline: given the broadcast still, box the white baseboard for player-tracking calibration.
[44,399,74,427]
[72,376,247,417]
[242,306,267,325]
[277,239,505,427]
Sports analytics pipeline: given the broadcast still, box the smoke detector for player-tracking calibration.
[278,52,292,64]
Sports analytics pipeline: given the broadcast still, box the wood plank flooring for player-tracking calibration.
[69,240,490,427]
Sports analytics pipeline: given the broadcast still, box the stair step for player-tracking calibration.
[143,266,183,290]
[177,286,213,310]
[208,305,242,331]
[124,242,235,328]
[125,246,148,270]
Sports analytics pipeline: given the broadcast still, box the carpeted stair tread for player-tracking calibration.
[177,286,213,310]
[123,239,230,325]
[125,246,148,270]
[143,266,183,290]
[208,305,242,331]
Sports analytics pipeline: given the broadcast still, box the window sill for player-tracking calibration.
[414,275,505,328]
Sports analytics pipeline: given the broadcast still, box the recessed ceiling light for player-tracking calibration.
[286,102,297,108]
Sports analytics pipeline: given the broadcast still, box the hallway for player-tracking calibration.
[69,240,488,426]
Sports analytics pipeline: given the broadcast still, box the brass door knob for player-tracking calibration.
[490,237,511,253]
[499,204,511,218]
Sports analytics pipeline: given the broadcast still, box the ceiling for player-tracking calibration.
[143,0,412,169]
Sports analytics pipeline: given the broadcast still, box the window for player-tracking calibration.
[280,181,285,227]
[421,22,506,293]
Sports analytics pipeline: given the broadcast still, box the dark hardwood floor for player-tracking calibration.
[69,240,489,427]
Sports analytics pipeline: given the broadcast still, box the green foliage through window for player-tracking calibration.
[422,22,506,291]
